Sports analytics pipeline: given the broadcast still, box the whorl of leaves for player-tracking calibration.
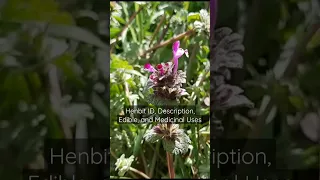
[144,124,191,155]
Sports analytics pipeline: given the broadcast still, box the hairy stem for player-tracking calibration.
[110,176,132,179]
[149,13,166,47]
[166,152,175,179]
[165,123,175,179]
[140,29,195,57]
[129,167,151,179]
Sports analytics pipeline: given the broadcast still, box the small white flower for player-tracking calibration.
[115,154,135,176]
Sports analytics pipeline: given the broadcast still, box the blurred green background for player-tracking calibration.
[0,0,109,179]
[213,0,320,178]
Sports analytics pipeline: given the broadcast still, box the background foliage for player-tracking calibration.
[0,0,109,179]
[110,1,210,179]
[214,0,320,178]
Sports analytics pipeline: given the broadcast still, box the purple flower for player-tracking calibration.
[143,41,189,102]
[144,62,172,81]
[143,41,188,75]
[144,63,156,73]
[172,41,189,74]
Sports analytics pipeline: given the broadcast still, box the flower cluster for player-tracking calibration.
[144,41,189,103]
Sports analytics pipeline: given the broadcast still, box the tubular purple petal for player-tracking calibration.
[173,58,179,74]
[172,42,187,74]
[172,41,180,52]
[144,63,156,72]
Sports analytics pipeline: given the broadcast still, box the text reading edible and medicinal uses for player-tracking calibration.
[119,106,204,124]
[118,116,202,124]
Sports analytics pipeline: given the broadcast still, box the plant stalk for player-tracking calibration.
[166,122,175,178]
[129,167,151,179]
[166,151,175,179]
[140,29,195,57]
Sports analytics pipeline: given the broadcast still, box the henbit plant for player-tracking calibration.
[143,41,191,179]
[111,2,210,179]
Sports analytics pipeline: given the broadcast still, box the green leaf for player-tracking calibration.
[1,21,108,50]
[91,92,109,118]
[299,64,320,101]
[288,96,305,110]
[1,0,74,25]
[0,21,22,36]
[110,55,133,71]
[113,16,126,25]
[125,69,144,77]
[27,72,42,92]
[45,24,108,49]
[53,53,78,80]
[76,10,99,20]
[150,10,165,24]
[124,42,140,58]
[132,130,144,157]
[187,12,200,22]
[202,45,209,54]
[110,27,122,39]
[307,29,320,50]
[3,73,31,102]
